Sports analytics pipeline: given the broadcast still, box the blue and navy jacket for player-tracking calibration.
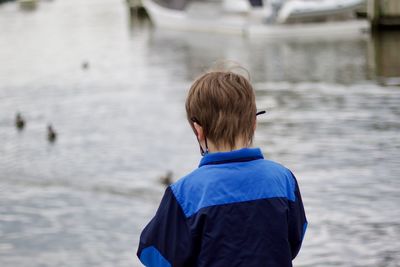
[137,148,307,267]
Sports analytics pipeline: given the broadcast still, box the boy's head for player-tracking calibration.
[185,70,257,151]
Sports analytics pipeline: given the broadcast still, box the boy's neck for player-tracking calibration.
[207,138,249,153]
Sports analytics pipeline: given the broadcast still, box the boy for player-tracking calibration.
[137,70,307,267]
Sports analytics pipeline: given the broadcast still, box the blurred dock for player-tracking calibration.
[368,0,400,28]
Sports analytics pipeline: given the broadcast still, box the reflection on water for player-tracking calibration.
[148,30,369,84]
[0,1,400,267]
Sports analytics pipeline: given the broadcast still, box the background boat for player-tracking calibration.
[142,0,369,37]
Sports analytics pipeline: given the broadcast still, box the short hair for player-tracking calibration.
[185,70,257,150]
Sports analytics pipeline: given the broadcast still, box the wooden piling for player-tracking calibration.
[368,31,400,85]
[368,0,400,29]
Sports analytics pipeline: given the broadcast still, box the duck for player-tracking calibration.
[15,113,25,130]
[47,124,57,143]
[82,61,89,70]
[159,171,173,186]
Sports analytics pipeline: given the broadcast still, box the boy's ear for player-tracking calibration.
[193,122,205,141]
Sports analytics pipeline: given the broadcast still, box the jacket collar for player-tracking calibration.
[199,147,264,167]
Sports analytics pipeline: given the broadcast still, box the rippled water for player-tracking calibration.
[0,0,400,266]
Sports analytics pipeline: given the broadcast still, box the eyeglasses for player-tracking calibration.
[190,117,208,155]
[256,110,266,116]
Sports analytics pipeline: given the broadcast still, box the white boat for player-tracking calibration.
[141,0,370,38]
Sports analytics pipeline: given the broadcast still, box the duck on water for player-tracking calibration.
[47,124,57,143]
[15,113,25,131]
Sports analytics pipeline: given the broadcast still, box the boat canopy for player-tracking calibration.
[156,0,263,10]
[249,0,263,7]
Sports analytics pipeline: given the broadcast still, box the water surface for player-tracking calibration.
[0,1,400,266]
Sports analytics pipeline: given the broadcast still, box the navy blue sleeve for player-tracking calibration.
[137,187,195,267]
[288,175,307,259]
